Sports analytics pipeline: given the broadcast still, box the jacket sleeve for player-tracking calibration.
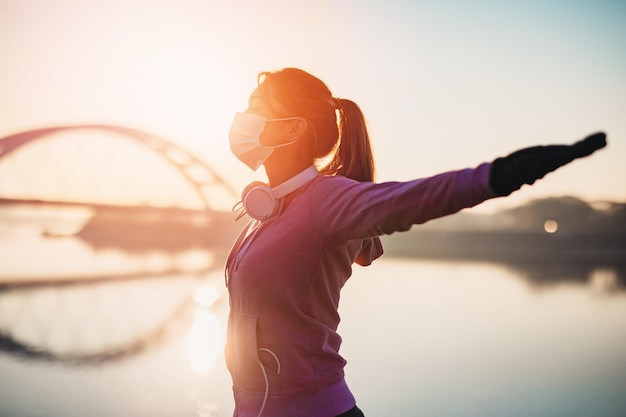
[309,162,497,242]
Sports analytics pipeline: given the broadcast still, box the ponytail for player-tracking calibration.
[321,98,376,182]
[256,68,376,182]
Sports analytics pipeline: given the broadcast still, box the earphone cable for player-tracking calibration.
[256,348,281,417]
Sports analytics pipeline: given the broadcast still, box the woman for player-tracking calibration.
[225,67,606,417]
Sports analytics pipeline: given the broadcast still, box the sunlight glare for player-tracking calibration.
[185,308,223,374]
[158,62,236,138]
[589,269,619,293]
[174,250,214,271]
[192,282,221,309]
[544,219,559,233]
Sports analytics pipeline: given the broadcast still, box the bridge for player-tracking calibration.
[0,124,237,210]
[0,124,241,250]
[0,125,240,364]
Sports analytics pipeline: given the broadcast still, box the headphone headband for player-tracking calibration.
[271,165,319,199]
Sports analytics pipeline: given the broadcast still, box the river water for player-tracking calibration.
[1,221,625,417]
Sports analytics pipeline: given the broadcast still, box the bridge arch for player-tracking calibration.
[0,124,237,211]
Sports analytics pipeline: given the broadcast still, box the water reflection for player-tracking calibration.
[339,258,626,417]
[2,204,625,417]
[0,202,232,369]
[186,309,223,374]
[589,268,621,293]
[1,253,625,416]
[0,232,216,285]
[504,259,626,293]
[0,272,219,364]
[186,282,225,374]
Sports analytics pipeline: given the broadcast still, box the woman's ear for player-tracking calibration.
[289,117,308,139]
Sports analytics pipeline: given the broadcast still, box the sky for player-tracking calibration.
[0,0,624,213]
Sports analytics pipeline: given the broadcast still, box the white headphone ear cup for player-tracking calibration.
[243,183,280,220]
[238,166,317,221]
[241,181,267,201]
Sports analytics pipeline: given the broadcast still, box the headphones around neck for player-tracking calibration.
[239,165,319,221]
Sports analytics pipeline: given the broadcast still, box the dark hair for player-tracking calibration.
[257,68,375,182]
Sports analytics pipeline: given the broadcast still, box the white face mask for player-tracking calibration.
[228,112,301,171]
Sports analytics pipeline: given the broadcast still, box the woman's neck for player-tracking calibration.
[264,157,312,188]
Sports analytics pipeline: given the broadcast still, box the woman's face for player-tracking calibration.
[245,85,280,119]
[245,84,302,147]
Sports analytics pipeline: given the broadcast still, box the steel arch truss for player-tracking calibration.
[0,124,237,210]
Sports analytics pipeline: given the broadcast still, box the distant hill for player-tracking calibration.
[411,196,626,234]
[381,196,626,262]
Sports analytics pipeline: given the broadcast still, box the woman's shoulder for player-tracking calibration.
[314,173,362,187]
[308,174,365,196]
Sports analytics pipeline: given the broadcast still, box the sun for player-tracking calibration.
[158,62,238,138]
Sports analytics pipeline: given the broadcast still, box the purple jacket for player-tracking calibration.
[225,163,496,417]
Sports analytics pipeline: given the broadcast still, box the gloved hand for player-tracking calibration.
[489,132,607,196]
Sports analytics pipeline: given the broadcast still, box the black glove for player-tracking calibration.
[489,132,607,196]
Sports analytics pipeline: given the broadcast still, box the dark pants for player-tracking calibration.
[336,405,365,417]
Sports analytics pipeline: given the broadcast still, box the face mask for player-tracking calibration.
[228,112,301,171]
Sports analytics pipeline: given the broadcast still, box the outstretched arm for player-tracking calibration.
[489,132,607,196]
[311,131,607,242]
